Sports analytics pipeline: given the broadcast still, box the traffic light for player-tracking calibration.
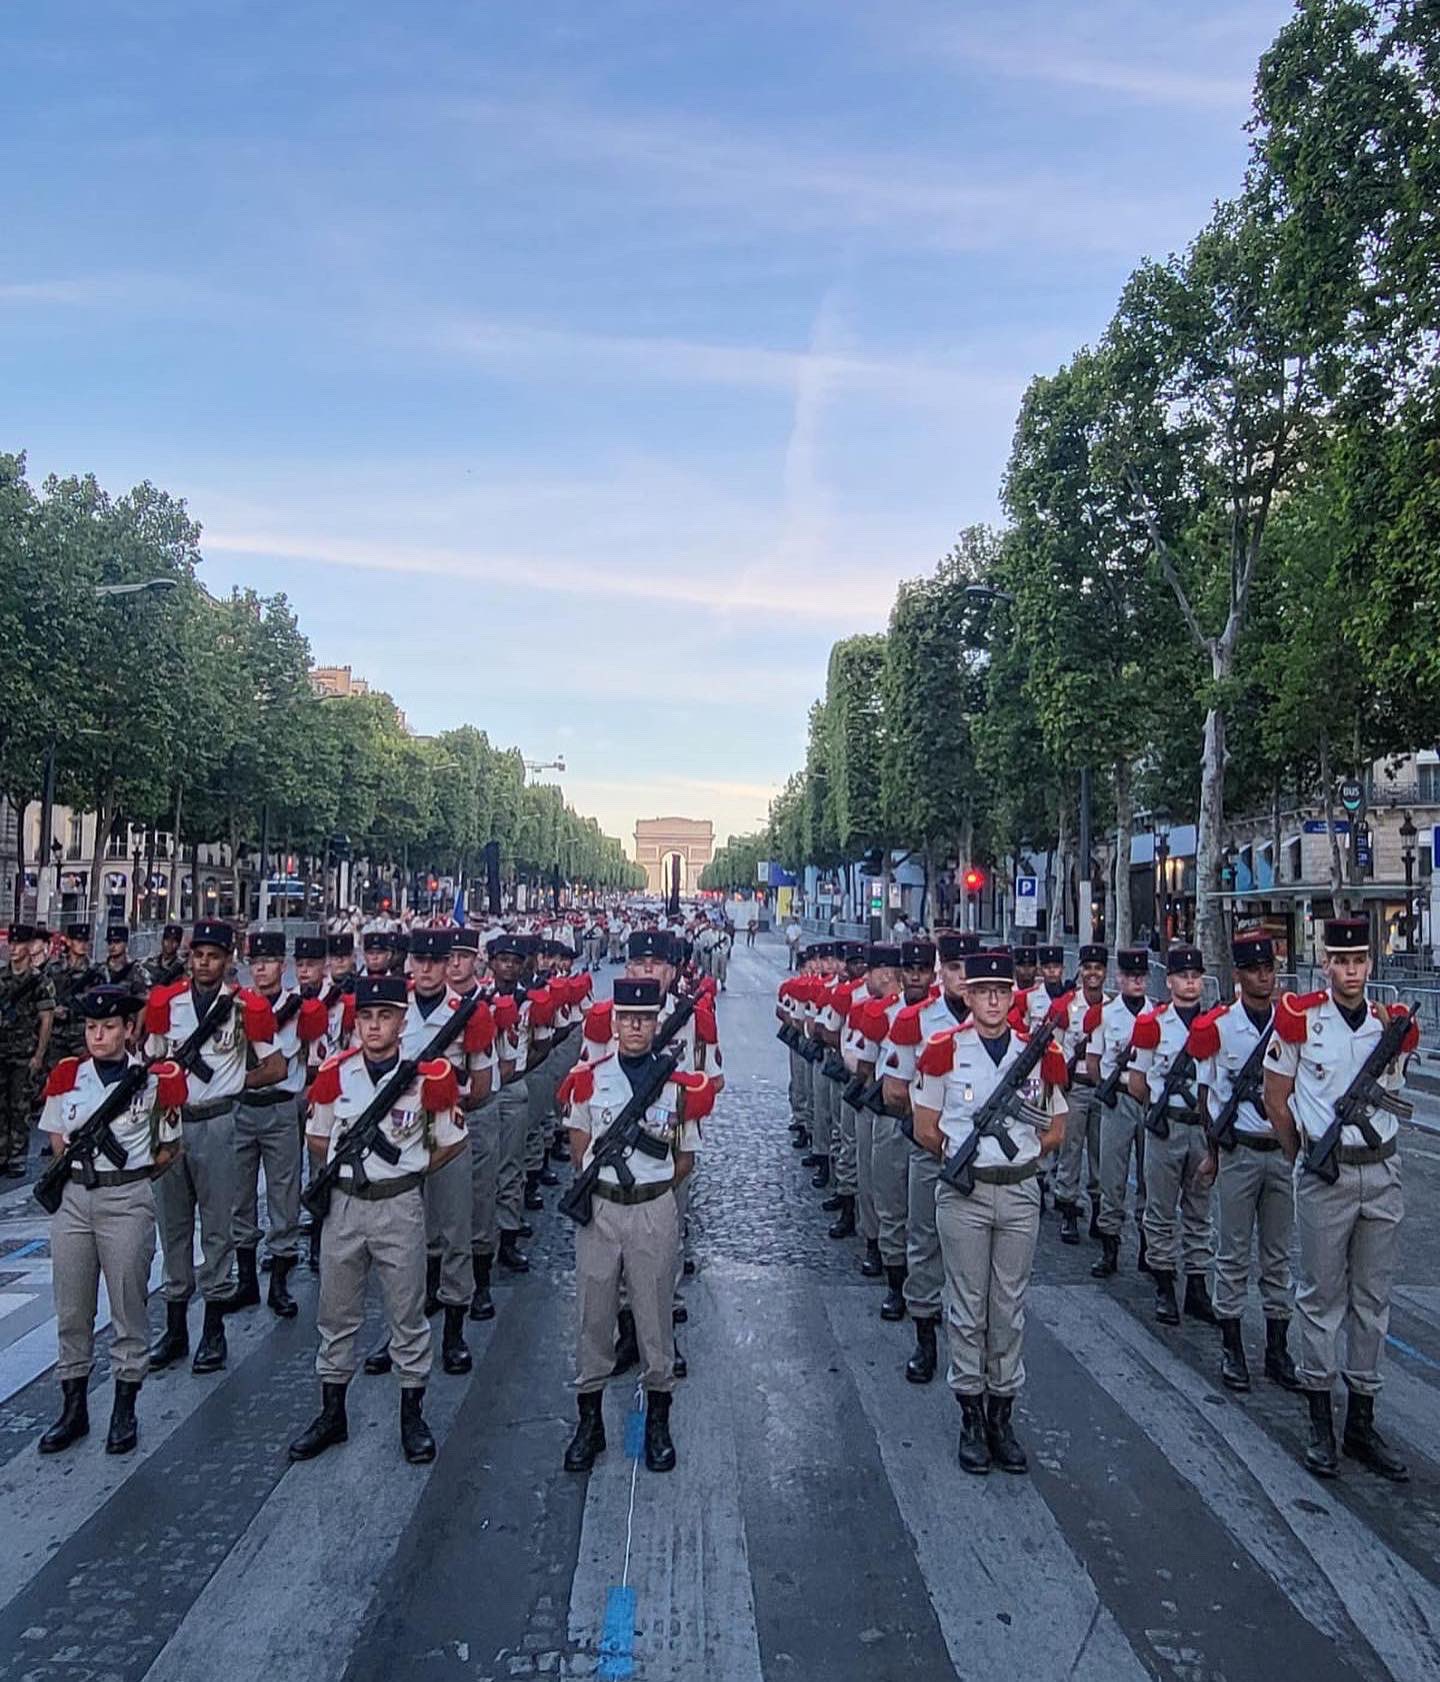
[963,867,985,896]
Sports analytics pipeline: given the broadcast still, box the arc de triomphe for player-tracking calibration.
[633,817,714,896]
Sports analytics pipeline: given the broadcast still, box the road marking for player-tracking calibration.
[825,1287,1149,1682]
[1034,1286,1440,1682]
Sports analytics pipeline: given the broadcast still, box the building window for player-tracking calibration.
[1419,764,1440,802]
[66,816,84,861]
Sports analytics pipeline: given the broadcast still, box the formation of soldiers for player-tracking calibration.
[15,903,722,1474]
[777,920,1418,1482]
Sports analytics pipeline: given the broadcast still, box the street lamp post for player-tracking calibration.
[1400,811,1418,955]
[1151,810,1172,955]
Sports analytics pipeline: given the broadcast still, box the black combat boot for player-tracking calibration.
[905,1316,938,1384]
[516,1218,535,1239]
[106,1379,141,1454]
[1183,1274,1218,1324]
[232,1246,261,1310]
[880,1265,907,1322]
[820,1190,844,1212]
[672,1338,687,1380]
[644,1390,677,1473]
[1264,1318,1300,1389]
[1342,1392,1409,1482]
[791,1127,810,1151]
[191,1300,228,1374]
[1136,1232,1152,1275]
[39,1377,90,1454]
[564,1391,606,1471]
[149,1299,189,1369]
[363,1337,393,1375]
[1088,1197,1102,1241]
[400,1387,437,1463]
[498,1230,530,1273]
[828,1194,857,1240]
[551,1132,570,1162]
[957,1396,990,1475]
[1058,1201,1080,1246]
[524,1171,545,1211]
[612,1307,640,1375]
[268,1255,298,1319]
[469,1251,495,1321]
[860,1238,883,1278]
[1089,1234,1119,1278]
[441,1304,472,1375]
[1304,1388,1339,1478]
[424,1254,442,1316]
[1219,1318,1250,1391]
[538,1163,560,1187]
[986,1395,1028,1474]
[672,1300,688,1325]
[801,1149,824,1168]
[1152,1270,1180,1327]
[810,1157,831,1190]
[308,1218,322,1273]
[289,1383,349,1460]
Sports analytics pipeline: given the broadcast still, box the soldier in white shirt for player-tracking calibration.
[290,974,467,1465]
[146,920,284,1376]
[1128,944,1217,1328]
[912,950,1067,1476]
[560,978,714,1475]
[1193,930,1299,1394]
[1264,917,1417,1482]
[37,987,186,1456]
[1086,947,1154,1278]
[1052,943,1110,1245]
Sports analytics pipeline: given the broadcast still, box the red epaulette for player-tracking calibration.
[917,1026,963,1078]
[297,995,330,1044]
[672,1069,717,1122]
[493,994,521,1035]
[42,1056,81,1099]
[1276,989,1327,1043]
[309,1047,361,1106]
[557,1063,597,1108]
[694,997,718,1046]
[1082,1001,1104,1036]
[1130,1010,1163,1052]
[461,998,496,1055]
[1185,1003,1227,1061]
[143,977,189,1038]
[419,1058,460,1112]
[1041,1043,1069,1088]
[237,987,278,1044]
[153,1059,189,1110]
[889,1001,925,1047]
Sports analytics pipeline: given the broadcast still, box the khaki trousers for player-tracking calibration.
[870,1110,909,1267]
[53,1177,155,1383]
[904,1145,943,1317]
[712,949,728,986]
[424,1148,473,1306]
[787,1048,812,1131]
[523,1050,557,1174]
[833,1089,858,1196]
[1054,1083,1101,1206]
[810,1059,837,1160]
[233,1094,303,1258]
[854,1104,878,1242]
[317,1186,431,1387]
[1096,1093,1147,1239]
[495,1079,530,1232]
[1213,1141,1294,1321]
[156,1103,238,1303]
[575,1189,678,1394]
[1294,1154,1402,1395]
[1141,1118,1214,1277]
[937,1176,1041,1398]
[468,1093,501,1256]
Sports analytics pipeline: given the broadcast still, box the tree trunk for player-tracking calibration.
[1051,788,1069,939]
[879,851,893,935]
[1271,774,1283,888]
[144,824,156,928]
[89,787,115,936]
[1317,732,1348,912]
[1113,759,1134,948]
[1195,679,1229,980]
[167,784,183,918]
[14,796,30,922]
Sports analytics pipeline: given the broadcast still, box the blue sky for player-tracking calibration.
[3,0,1292,852]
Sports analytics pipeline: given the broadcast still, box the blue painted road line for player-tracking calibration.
[624,1390,645,1459]
[7,1240,46,1260]
[598,1584,636,1680]
[1387,1332,1440,1373]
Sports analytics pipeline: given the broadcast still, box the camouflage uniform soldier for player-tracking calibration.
[45,925,102,1073]
[0,924,55,1175]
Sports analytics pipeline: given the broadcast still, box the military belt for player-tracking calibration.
[969,1161,1038,1187]
[335,1169,425,1200]
[1337,1140,1397,1167]
[80,1166,154,1188]
[181,1097,234,1123]
[238,1087,297,1109]
[591,1179,673,1206]
[1164,1108,1204,1127]
[1232,1132,1282,1153]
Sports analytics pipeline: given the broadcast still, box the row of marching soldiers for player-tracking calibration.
[32,917,601,1464]
[778,920,1417,1482]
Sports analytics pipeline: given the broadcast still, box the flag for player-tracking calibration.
[453,883,466,926]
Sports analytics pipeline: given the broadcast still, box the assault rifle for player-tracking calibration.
[939,1017,1058,1197]
[1143,1049,1197,1140]
[34,990,235,1215]
[302,990,481,1220]
[559,1047,684,1227]
[1205,1022,1274,1153]
[1303,1002,1419,1186]
[1095,1044,1136,1110]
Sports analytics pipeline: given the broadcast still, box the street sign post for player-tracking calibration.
[1340,780,1365,816]
[1014,874,1039,929]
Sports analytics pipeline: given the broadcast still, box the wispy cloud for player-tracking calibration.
[939,38,1251,109]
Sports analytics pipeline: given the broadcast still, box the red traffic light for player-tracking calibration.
[962,867,985,894]
[428,876,439,892]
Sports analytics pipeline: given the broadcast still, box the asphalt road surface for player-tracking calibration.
[1,937,1439,1680]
